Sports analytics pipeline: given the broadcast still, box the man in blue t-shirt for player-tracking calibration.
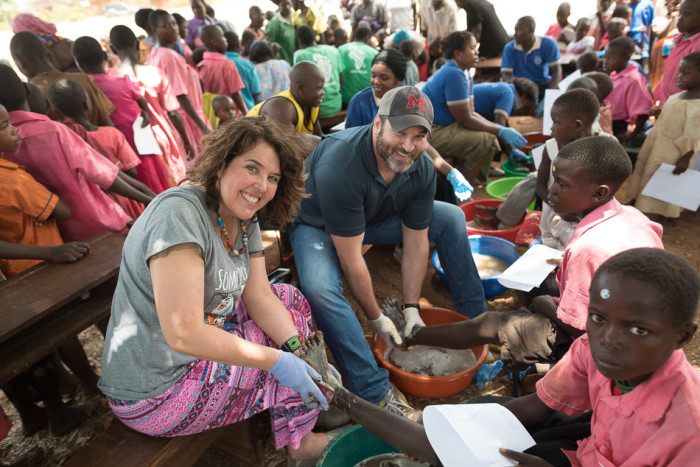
[501,16,562,99]
[287,86,485,421]
[473,77,539,125]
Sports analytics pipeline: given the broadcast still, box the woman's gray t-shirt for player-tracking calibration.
[98,185,263,400]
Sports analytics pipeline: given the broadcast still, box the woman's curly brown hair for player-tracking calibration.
[186,117,308,227]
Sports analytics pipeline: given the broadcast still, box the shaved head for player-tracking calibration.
[10,31,52,78]
[289,61,323,88]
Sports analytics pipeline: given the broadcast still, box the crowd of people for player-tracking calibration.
[1,0,699,465]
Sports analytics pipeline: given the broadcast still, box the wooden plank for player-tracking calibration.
[0,278,116,386]
[65,420,228,467]
[0,231,124,343]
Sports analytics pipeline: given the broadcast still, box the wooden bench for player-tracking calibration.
[0,231,124,387]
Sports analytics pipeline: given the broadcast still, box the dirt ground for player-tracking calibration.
[1,185,699,466]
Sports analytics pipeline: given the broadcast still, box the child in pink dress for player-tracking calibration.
[147,10,212,160]
[109,25,191,188]
[47,79,157,218]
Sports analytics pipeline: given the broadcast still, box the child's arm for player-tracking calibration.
[176,94,211,134]
[108,172,155,205]
[504,393,555,430]
[530,295,585,339]
[167,109,195,159]
[312,119,322,137]
[50,199,72,221]
[630,113,649,140]
[426,144,473,202]
[231,91,247,115]
[136,97,151,127]
[535,148,551,202]
[548,63,562,89]
[0,241,90,263]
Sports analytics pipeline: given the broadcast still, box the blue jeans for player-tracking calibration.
[288,201,486,403]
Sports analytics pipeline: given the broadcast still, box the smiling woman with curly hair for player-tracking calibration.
[99,117,333,462]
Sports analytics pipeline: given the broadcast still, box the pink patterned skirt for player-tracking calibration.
[108,283,319,450]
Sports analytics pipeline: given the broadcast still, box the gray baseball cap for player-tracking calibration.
[377,86,434,135]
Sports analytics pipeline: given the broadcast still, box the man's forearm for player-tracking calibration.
[339,254,382,320]
[401,232,429,304]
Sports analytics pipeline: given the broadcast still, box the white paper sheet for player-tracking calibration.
[497,244,564,292]
[132,116,162,155]
[531,144,546,170]
[331,120,346,132]
[424,404,536,467]
[542,89,565,136]
[558,69,582,90]
[640,163,700,211]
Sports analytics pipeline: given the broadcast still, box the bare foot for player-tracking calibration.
[474,214,500,230]
[475,204,498,215]
[288,431,329,461]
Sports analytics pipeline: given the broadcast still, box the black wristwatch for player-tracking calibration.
[401,303,421,311]
[281,335,303,353]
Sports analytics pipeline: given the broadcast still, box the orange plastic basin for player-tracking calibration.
[372,307,488,399]
[461,198,523,243]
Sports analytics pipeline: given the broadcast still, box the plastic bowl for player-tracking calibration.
[432,235,520,297]
[461,199,523,242]
[317,425,398,467]
[485,178,536,211]
[372,307,488,398]
[501,159,531,178]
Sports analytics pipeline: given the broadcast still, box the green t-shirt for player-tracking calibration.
[338,42,378,104]
[294,44,344,119]
[266,14,295,64]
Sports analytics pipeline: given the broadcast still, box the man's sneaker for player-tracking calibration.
[377,384,422,423]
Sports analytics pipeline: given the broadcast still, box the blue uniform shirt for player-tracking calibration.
[473,82,515,121]
[501,36,560,84]
[422,59,473,127]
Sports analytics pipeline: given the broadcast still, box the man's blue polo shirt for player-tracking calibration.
[291,125,435,237]
[473,82,516,121]
[501,36,560,84]
[422,59,473,126]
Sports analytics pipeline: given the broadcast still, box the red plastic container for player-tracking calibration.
[461,199,523,243]
[372,307,488,399]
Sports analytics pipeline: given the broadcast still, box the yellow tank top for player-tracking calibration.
[246,90,319,134]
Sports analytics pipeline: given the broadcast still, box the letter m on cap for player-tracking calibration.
[406,94,425,112]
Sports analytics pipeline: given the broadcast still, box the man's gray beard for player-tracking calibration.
[377,125,414,173]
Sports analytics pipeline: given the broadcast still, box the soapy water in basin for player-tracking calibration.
[353,453,430,466]
[472,252,510,279]
[387,345,476,377]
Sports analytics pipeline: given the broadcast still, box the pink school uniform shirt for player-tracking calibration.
[196,52,245,109]
[555,198,663,330]
[147,46,211,158]
[537,335,700,466]
[90,73,142,153]
[653,32,700,106]
[608,63,654,123]
[2,111,131,242]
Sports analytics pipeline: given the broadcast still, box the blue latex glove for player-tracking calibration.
[508,147,532,165]
[498,126,527,148]
[269,351,328,410]
[446,168,474,202]
[475,358,504,389]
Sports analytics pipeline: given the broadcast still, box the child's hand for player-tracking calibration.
[48,242,90,263]
[184,141,195,160]
[140,110,151,127]
[673,150,693,175]
[499,448,553,466]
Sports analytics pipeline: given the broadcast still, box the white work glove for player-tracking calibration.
[402,306,426,338]
[370,314,403,348]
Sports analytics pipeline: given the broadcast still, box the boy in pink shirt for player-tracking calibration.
[0,65,153,242]
[405,136,662,370]
[604,37,653,142]
[197,25,248,116]
[500,248,700,466]
[147,10,211,159]
[71,36,152,154]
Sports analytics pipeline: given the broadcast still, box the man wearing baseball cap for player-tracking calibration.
[287,86,485,421]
